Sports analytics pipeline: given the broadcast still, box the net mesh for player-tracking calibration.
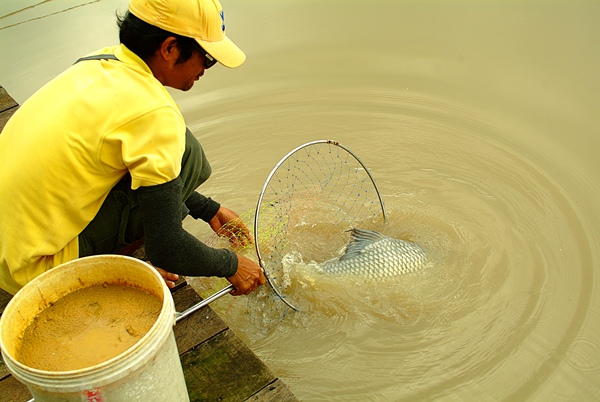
[200,141,386,322]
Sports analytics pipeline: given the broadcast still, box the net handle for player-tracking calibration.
[175,284,234,322]
[253,139,387,311]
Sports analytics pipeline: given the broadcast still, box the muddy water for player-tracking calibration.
[17,284,161,371]
[1,0,599,400]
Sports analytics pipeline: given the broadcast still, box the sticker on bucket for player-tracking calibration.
[83,388,104,402]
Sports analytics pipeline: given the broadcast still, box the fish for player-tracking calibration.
[321,228,427,278]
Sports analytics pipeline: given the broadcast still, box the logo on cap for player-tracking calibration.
[220,10,225,32]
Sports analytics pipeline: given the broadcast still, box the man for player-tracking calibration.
[0,0,266,295]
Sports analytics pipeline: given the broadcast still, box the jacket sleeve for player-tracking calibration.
[137,178,238,277]
[185,191,221,222]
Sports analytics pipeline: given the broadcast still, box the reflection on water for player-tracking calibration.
[1,0,599,401]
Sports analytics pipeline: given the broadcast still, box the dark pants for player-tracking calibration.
[78,128,211,257]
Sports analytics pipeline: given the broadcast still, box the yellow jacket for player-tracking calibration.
[0,44,186,294]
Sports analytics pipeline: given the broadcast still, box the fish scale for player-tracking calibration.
[322,228,427,278]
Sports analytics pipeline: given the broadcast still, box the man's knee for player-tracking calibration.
[181,128,211,194]
[184,128,201,160]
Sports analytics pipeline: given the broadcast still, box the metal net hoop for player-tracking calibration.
[253,140,387,311]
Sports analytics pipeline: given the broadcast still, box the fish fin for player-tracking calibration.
[339,229,387,261]
[349,228,387,242]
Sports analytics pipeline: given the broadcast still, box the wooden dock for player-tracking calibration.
[0,87,298,402]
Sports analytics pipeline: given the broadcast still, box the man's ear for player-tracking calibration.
[158,36,180,64]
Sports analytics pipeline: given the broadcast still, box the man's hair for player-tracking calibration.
[117,11,197,64]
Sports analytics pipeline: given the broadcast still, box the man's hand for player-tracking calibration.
[152,265,180,289]
[226,254,266,295]
[208,206,253,248]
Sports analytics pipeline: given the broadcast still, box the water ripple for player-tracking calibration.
[185,84,597,401]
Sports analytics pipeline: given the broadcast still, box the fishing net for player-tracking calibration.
[198,140,386,321]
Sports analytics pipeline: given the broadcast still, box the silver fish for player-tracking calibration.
[322,229,427,278]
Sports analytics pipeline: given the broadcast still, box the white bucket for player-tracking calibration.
[0,255,189,402]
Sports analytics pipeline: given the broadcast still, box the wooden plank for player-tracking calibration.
[0,290,14,397]
[180,330,275,402]
[0,365,300,402]
[246,379,299,402]
[0,373,32,401]
[0,288,12,317]
[0,354,10,381]
[0,86,18,113]
[0,86,18,132]
[173,284,228,354]
[0,107,17,133]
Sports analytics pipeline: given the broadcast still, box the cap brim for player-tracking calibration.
[196,36,246,69]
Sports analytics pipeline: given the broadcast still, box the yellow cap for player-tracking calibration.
[128,0,246,68]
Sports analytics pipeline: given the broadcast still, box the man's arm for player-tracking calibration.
[138,178,237,277]
[137,178,266,294]
[185,191,220,222]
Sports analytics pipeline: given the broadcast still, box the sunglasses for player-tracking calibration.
[192,42,218,69]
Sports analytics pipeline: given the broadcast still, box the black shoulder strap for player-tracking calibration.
[74,54,119,64]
